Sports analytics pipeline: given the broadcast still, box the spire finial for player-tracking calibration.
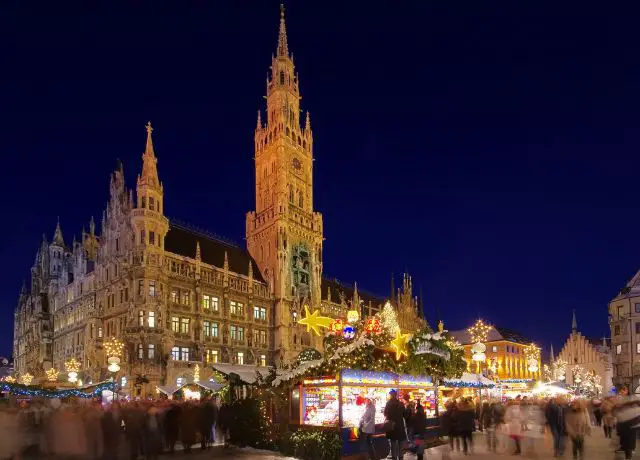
[256,110,262,130]
[195,241,201,261]
[305,111,311,131]
[572,309,578,332]
[550,343,555,363]
[53,217,65,246]
[277,4,289,57]
[139,121,160,190]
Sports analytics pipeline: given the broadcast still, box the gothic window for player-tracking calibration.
[289,185,294,203]
[298,191,304,209]
[116,238,119,252]
[303,140,307,149]
[286,127,290,137]
[141,196,146,209]
[138,344,144,359]
[148,344,155,359]
[279,71,285,85]
[149,231,155,245]
[157,200,161,214]
[149,197,155,211]
[140,230,145,245]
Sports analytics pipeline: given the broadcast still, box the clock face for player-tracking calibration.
[292,157,302,171]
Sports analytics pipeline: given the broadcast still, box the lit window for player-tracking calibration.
[260,355,267,367]
[148,281,156,297]
[237,352,244,365]
[181,347,190,362]
[203,321,211,337]
[203,295,211,310]
[260,330,267,344]
[171,346,180,360]
[231,325,237,340]
[617,344,622,355]
[137,344,144,359]
[148,344,155,359]
[260,307,266,320]
[211,322,219,337]
[238,326,244,342]
[176,377,184,386]
[98,327,103,338]
[206,350,219,364]
[180,318,190,334]
[211,296,219,311]
[171,317,180,333]
[492,346,498,353]
[231,301,244,316]
[138,311,145,326]
[138,280,144,296]
[171,289,179,303]
[292,311,298,323]
[120,376,127,387]
[148,311,155,328]
[254,306,260,319]
[149,197,155,211]
[181,291,190,306]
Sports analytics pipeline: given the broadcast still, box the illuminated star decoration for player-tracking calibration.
[390,331,412,360]
[468,319,492,343]
[298,305,334,336]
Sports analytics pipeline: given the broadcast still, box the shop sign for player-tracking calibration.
[414,342,450,361]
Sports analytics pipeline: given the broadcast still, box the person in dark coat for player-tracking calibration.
[453,399,475,454]
[179,403,198,453]
[217,403,232,447]
[440,401,459,452]
[411,402,427,460]
[144,406,162,460]
[198,399,216,450]
[101,404,122,460]
[163,403,181,454]
[383,390,405,460]
[545,396,567,457]
[123,404,145,460]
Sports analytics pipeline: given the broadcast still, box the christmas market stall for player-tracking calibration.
[266,301,466,459]
[0,379,117,400]
[156,380,223,400]
[438,372,496,411]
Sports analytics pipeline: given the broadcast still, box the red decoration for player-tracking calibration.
[356,395,366,406]
[365,318,382,334]
[329,319,344,335]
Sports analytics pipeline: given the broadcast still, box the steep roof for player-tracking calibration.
[164,221,264,283]
[321,278,385,307]
[612,269,640,301]
[450,326,533,345]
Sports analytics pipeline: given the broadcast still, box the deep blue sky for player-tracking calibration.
[2,1,638,358]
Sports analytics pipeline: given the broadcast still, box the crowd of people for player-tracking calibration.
[0,397,233,460]
[369,384,640,460]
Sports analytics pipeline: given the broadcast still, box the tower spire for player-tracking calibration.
[138,121,161,190]
[52,217,65,246]
[277,4,289,57]
[550,343,555,363]
[572,309,578,332]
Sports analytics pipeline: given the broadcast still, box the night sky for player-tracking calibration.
[2,2,638,358]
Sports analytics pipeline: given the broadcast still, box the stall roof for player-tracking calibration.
[212,364,271,384]
[157,380,223,395]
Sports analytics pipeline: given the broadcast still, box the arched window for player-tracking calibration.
[279,71,285,85]
[286,127,290,137]
[293,334,297,344]
[298,190,304,208]
[260,245,264,261]
[288,185,294,203]
[303,140,307,149]
[141,196,146,208]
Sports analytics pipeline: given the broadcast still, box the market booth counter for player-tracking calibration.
[291,369,439,459]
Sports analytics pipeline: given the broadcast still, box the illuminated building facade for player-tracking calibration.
[449,325,541,380]
[609,269,640,389]
[13,6,426,390]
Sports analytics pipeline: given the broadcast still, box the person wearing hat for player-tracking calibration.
[384,390,405,460]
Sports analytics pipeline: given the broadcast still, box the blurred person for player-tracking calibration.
[198,398,216,450]
[601,397,616,439]
[505,399,524,455]
[359,398,377,460]
[83,402,104,460]
[101,402,122,460]
[440,400,458,453]
[411,401,427,460]
[49,403,88,458]
[217,401,232,448]
[383,389,405,460]
[179,402,198,453]
[565,399,589,460]
[163,402,181,453]
[613,385,640,460]
[482,399,499,453]
[545,396,567,458]
[144,406,162,460]
[454,398,475,455]
[123,402,145,460]
[0,403,23,460]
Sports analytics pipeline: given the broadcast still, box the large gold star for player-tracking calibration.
[298,305,334,336]
[390,331,411,360]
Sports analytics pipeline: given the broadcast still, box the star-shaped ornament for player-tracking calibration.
[390,331,411,360]
[298,305,334,336]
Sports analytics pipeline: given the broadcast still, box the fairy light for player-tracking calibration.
[21,373,34,385]
[45,368,59,382]
[194,364,200,383]
[468,319,492,343]
[65,358,81,383]
[104,337,124,358]
[4,376,16,383]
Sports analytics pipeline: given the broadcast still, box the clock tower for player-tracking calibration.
[246,5,324,363]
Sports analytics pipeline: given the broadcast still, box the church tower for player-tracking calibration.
[246,5,324,362]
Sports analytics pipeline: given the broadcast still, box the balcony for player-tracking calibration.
[203,335,221,343]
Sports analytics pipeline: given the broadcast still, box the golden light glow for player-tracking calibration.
[65,358,81,374]
[298,305,334,336]
[468,319,492,343]
[347,309,360,324]
[390,330,411,360]
[194,364,200,383]
[45,368,59,382]
[4,376,16,383]
[21,373,34,385]
[104,337,125,358]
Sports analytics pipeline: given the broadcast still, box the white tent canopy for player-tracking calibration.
[212,363,271,384]
[156,380,223,396]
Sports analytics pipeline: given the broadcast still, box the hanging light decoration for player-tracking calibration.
[525,344,541,373]
[45,368,59,382]
[468,320,491,364]
[104,337,124,373]
[471,342,487,362]
[21,373,34,386]
[65,358,81,383]
[194,364,200,383]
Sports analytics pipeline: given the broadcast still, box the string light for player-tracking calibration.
[104,337,124,358]
[380,302,400,336]
[468,319,492,343]
[194,364,200,383]
[20,373,34,385]
[0,380,116,398]
[4,376,16,383]
[45,368,59,382]
[65,358,81,383]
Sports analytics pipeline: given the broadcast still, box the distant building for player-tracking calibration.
[557,311,612,394]
[609,270,640,390]
[449,325,541,381]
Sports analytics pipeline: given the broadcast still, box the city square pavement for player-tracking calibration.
[167,428,620,459]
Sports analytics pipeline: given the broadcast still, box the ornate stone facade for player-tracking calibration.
[13,6,427,391]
